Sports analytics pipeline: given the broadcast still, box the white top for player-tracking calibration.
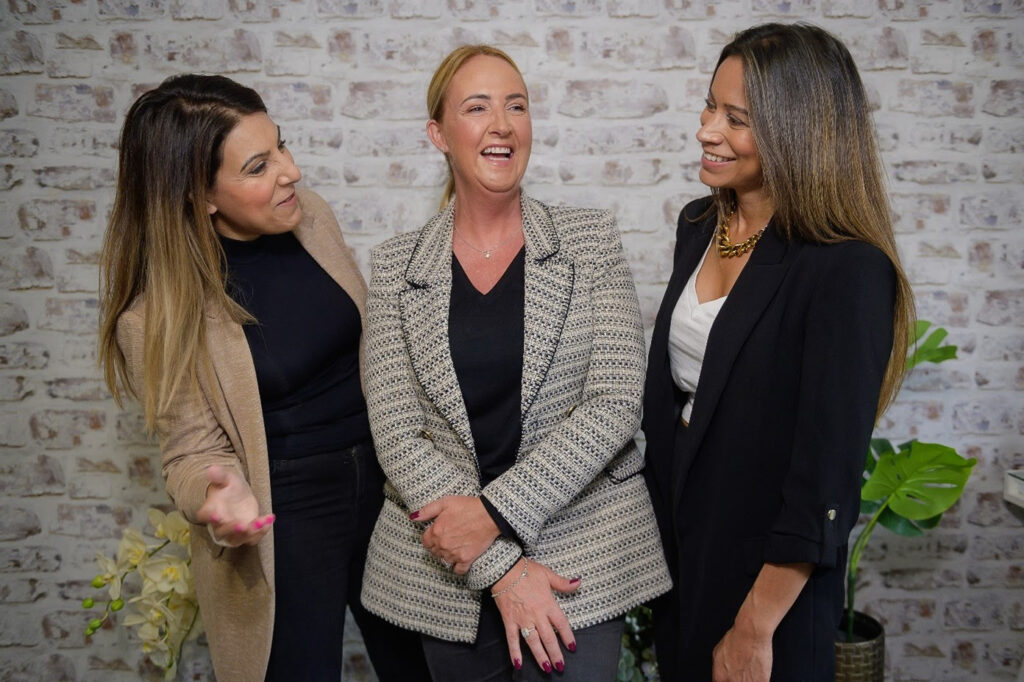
[668,239,726,423]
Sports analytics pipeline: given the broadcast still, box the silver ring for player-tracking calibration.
[520,626,535,638]
[441,560,452,570]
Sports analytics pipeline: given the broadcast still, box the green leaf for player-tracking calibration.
[861,441,975,520]
[864,439,895,481]
[906,322,957,371]
[876,507,942,537]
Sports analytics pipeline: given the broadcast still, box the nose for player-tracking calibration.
[489,108,512,135]
[278,151,302,185]
[696,111,723,145]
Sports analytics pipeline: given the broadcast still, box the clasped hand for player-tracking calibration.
[195,464,274,547]
[414,495,500,574]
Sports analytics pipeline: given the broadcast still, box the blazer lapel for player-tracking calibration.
[400,204,476,454]
[520,196,574,423]
[672,223,795,506]
[203,306,275,587]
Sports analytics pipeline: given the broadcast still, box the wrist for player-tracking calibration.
[733,599,777,642]
[490,556,528,598]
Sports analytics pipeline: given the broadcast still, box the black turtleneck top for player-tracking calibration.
[219,231,370,459]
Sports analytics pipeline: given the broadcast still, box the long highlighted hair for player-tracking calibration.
[99,74,264,432]
[712,23,914,418]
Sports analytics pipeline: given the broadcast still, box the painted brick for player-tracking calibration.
[663,0,717,18]
[0,411,30,447]
[547,26,696,71]
[558,158,670,186]
[0,246,54,290]
[968,239,1024,278]
[881,567,964,590]
[38,298,99,336]
[44,128,119,157]
[607,0,661,18]
[559,79,668,118]
[0,454,66,496]
[42,610,91,649]
[960,192,1024,229]
[340,81,423,120]
[952,398,1017,434]
[51,504,132,540]
[114,412,150,446]
[535,0,602,17]
[944,596,1005,631]
[446,0,529,20]
[971,534,1024,561]
[0,129,40,158]
[0,576,45,603]
[0,30,45,75]
[983,80,1024,117]
[0,505,42,540]
[30,410,106,449]
[56,265,99,294]
[865,598,938,636]
[892,160,977,184]
[0,375,33,402]
[145,30,262,73]
[96,0,166,19]
[0,88,17,120]
[30,84,116,123]
[977,289,1024,326]
[170,0,225,19]
[315,0,385,18]
[0,610,43,647]
[890,193,953,232]
[0,300,30,336]
[346,124,431,157]
[0,545,61,572]
[363,32,455,71]
[847,27,910,70]
[893,79,974,118]
[46,379,110,402]
[908,124,982,153]
[985,124,1024,153]
[389,0,444,19]
[967,564,1024,589]
[16,199,96,241]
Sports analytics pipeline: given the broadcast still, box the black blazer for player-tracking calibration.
[642,197,896,680]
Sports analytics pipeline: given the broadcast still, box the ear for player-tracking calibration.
[426,119,449,154]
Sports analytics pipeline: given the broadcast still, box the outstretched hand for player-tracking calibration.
[492,558,581,674]
[195,465,274,547]
[415,495,500,574]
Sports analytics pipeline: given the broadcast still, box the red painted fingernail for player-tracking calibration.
[409,511,420,520]
[569,577,581,585]
[567,641,576,652]
[554,661,564,672]
[513,658,521,670]
[542,661,552,673]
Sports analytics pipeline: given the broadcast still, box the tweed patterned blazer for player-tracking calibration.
[360,194,672,643]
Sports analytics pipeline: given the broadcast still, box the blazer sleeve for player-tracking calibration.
[363,242,524,588]
[116,309,244,523]
[479,211,646,549]
[763,242,896,568]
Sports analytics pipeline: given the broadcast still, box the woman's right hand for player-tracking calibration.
[492,557,581,674]
[195,465,274,547]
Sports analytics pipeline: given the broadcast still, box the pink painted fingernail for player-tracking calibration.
[567,641,576,652]
[409,511,420,520]
[234,523,244,533]
[253,520,263,530]
[542,661,552,674]
[266,514,276,524]
[209,514,221,524]
[554,661,564,672]
[513,658,521,670]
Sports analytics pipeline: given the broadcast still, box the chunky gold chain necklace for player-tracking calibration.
[716,209,767,258]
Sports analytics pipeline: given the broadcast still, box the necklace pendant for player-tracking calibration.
[484,251,491,259]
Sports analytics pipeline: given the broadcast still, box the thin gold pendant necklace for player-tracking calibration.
[453,227,521,259]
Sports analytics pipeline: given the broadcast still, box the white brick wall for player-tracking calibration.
[0,2,1021,680]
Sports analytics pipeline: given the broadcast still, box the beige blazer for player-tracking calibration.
[360,194,672,642]
[116,189,366,682]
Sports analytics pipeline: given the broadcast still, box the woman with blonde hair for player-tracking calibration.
[359,45,671,680]
[99,74,427,681]
[643,23,914,680]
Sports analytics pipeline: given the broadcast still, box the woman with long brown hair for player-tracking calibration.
[99,74,427,681]
[643,23,914,680]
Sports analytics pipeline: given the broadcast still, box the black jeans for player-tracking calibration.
[265,442,429,682]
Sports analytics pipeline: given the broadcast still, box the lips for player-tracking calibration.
[276,191,296,207]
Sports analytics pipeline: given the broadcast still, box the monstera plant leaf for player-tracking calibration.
[906,320,958,370]
[861,439,976,521]
[861,439,947,536]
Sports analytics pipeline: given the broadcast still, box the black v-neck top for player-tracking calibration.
[449,247,526,538]
[220,231,370,459]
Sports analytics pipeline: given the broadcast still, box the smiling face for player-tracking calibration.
[206,112,303,241]
[697,56,764,199]
[426,54,532,202]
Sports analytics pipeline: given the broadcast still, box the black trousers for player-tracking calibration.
[265,443,430,682]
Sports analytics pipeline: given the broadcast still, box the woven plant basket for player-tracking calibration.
[835,610,885,682]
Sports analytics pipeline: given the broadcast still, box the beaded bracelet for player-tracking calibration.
[490,557,529,599]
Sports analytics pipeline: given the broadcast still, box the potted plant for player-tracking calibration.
[835,321,977,682]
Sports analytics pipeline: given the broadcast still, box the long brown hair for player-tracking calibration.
[426,44,524,209]
[711,23,914,418]
[98,74,265,432]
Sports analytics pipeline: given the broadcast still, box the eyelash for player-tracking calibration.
[704,99,747,127]
[248,139,288,175]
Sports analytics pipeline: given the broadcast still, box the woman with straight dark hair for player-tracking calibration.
[98,74,428,681]
[643,23,914,681]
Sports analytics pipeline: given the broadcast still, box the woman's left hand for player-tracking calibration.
[415,495,500,574]
[711,622,772,682]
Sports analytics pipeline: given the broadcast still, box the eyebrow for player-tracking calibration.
[238,126,282,172]
[706,93,748,117]
[459,92,528,106]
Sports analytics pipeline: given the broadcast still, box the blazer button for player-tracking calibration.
[826,508,837,521]
[420,428,434,442]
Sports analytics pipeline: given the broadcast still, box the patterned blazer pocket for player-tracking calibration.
[603,445,645,483]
